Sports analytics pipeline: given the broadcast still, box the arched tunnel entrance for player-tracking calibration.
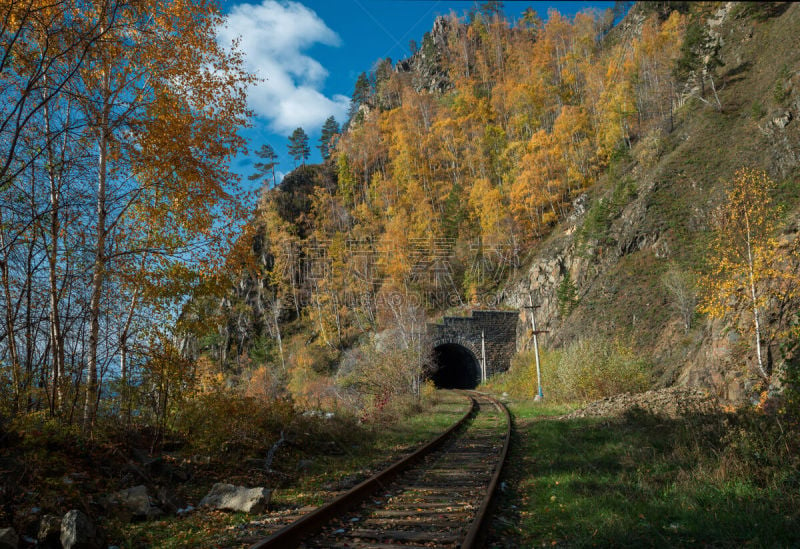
[431,343,481,389]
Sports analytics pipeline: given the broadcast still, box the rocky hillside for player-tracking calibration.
[506,2,800,403]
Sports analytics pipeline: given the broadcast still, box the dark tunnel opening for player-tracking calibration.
[431,343,480,389]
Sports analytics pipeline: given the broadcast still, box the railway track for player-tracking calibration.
[250,391,511,549]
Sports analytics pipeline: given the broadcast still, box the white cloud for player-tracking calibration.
[218,1,349,134]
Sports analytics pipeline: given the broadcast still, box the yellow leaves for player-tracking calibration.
[193,356,225,395]
[468,177,512,251]
[697,168,800,371]
[378,210,413,285]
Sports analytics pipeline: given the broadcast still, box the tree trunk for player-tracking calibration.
[119,289,138,386]
[744,211,767,380]
[45,103,66,415]
[0,211,21,409]
[23,225,35,411]
[269,298,286,372]
[84,67,111,433]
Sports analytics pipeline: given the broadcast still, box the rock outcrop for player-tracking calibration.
[37,515,61,547]
[395,16,452,94]
[503,3,800,403]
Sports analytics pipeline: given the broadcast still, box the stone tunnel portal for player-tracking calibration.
[431,343,481,389]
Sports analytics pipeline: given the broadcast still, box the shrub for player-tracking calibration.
[171,392,295,455]
[635,129,665,169]
[750,100,766,119]
[490,337,651,402]
[773,64,791,104]
[661,264,697,333]
[544,337,652,401]
[577,177,637,250]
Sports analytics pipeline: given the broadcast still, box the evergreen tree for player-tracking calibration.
[373,58,396,110]
[481,1,504,18]
[557,271,579,317]
[348,72,372,123]
[520,7,542,30]
[287,127,310,167]
[673,20,704,82]
[318,116,340,160]
[248,144,279,188]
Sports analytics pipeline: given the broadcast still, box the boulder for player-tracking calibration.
[60,510,97,549]
[113,485,162,519]
[0,527,18,549]
[37,515,62,547]
[199,483,271,513]
[155,486,185,514]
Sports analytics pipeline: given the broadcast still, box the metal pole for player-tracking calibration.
[417,329,422,400]
[481,330,487,384]
[528,295,544,401]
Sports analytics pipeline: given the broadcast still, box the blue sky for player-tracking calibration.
[216,1,617,189]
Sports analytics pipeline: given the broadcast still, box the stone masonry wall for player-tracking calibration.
[428,310,520,376]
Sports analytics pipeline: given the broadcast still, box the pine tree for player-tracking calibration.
[287,127,310,167]
[318,116,340,160]
[557,271,579,317]
[481,1,504,18]
[348,72,371,124]
[248,144,279,188]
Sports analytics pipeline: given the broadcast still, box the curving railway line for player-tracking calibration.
[250,391,511,549]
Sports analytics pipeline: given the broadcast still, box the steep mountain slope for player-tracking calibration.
[506,2,800,402]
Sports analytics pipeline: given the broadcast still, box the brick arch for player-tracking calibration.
[431,337,480,362]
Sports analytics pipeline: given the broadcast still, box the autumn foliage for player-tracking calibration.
[239,6,689,366]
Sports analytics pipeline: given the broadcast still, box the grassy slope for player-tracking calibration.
[487,399,800,548]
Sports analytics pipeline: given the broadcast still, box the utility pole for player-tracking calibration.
[481,330,487,384]
[523,295,548,401]
[412,325,422,400]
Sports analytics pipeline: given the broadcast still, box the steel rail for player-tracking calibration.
[250,392,476,549]
[461,392,512,548]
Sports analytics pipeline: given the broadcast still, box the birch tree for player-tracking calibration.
[699,168,800,381]
[69,0,253,430]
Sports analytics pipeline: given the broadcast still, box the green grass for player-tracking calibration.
[503,399,578,419]
[488,400,800,548]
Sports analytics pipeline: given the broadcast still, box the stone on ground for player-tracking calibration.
[199,483,271,513]
[60,510,97,549]
[0,527,18,549]
[37,515,62,546]
[114,485,163,519]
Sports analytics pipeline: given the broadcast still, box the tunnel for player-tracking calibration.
[431,343,481,389]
